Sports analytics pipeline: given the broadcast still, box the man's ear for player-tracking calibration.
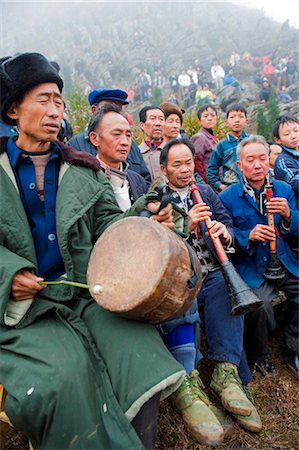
[160,164,167,178]
[6,102,19,121]
[139,122,145,132]
[91,105,97,114]
[89,131,100,148]
[236,160,242,170]
[274,136,282,144]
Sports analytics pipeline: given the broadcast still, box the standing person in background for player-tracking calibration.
[207,104,248,192]
[138,105,166,187]
[191,104,218,183]
[210,59,225,92]
[159,102,184,144]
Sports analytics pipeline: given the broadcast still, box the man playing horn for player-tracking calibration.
[160,137,262,445]
[220,135,299,378]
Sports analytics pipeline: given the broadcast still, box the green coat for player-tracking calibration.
[0,141,185,449]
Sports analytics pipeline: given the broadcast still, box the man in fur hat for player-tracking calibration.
[0,52,185,450]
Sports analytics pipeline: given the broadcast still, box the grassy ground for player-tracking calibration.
[156,334,299,450]
[4,334,299,450]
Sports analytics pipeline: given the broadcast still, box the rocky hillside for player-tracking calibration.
[1,2,298,93]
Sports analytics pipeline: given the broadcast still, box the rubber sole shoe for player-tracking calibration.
[210,405,235,439]
[210,363,254,417]
[233,405,263,433]
[171,372,224,446]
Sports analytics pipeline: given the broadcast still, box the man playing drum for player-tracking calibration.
[0,52,186,450]
[159,137,262,444]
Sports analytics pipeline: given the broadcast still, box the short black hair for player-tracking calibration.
[226,103,247,118]
[139,105,165,123]
[88,103,123,135]
[272,114,299,139]
[197,104,218,120]
[160,137,195,167]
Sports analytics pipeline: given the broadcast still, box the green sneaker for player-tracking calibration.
[233,406,263,433]
[210,363,254,416]
[171,370,224,446]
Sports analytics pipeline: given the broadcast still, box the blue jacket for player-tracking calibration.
[274,146,299,210]
[68,131,151,184]
[220,179,299,288]
[207,131,248,191]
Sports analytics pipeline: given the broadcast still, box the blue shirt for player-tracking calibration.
[6,137,65,280]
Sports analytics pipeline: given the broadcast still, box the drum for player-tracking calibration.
[87,217,202,323]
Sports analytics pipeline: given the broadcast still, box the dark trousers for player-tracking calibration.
[244,271,299,363]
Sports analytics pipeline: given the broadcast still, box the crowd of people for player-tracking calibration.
[102,51,298,110]
[0,52,298,450]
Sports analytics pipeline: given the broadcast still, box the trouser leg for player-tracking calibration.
[131,393,161,450]
[0,312,142,450]
[244,285,276,363]
[276,273,299,353]
[197,270,251,384]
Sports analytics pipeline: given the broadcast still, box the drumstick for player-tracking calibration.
[39,280,103,294]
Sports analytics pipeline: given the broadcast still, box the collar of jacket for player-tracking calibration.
[282,145,299,158]
[0,136,100,172]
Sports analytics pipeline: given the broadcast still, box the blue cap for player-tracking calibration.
[88,88,129,106]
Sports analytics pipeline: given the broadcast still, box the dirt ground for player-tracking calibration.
[3,333,299,450]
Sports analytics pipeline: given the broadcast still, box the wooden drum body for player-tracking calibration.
[87,217,202,323]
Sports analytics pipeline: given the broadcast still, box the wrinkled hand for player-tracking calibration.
[206,220,231,244]
[147,202,174,229]
[267,197,291,221]
[11,270,46,302]
[249,224,276,242]
[188,203,212,232]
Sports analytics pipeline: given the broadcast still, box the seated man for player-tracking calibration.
[159,137,262,444]
[0,52,185,450]
[220,135,299,378]
[88,104,148,210]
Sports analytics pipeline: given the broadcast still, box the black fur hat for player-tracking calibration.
[0,52,63,125]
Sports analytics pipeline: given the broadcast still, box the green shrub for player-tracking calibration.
[183,112,229,140]
[66,86,90,133]
[256,92,280,140]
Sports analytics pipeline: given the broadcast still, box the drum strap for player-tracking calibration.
[184,241,201,289]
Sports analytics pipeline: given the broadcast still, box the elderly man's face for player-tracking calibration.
[237,142,269,188]
[89,111,132,169]
[7,82,64,151]
[140,109,165,142]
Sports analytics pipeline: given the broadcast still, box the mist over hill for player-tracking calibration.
[1,1,298,93]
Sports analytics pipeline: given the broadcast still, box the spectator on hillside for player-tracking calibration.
[195,84,215,107]
[223,69,242,93]
[286,57,298,86]
[259,79,275,103]
[211,59,225,91]
[169,72,179,94]
[262,60,275,85]
[278,86,293,103]
[275,58,287,91]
